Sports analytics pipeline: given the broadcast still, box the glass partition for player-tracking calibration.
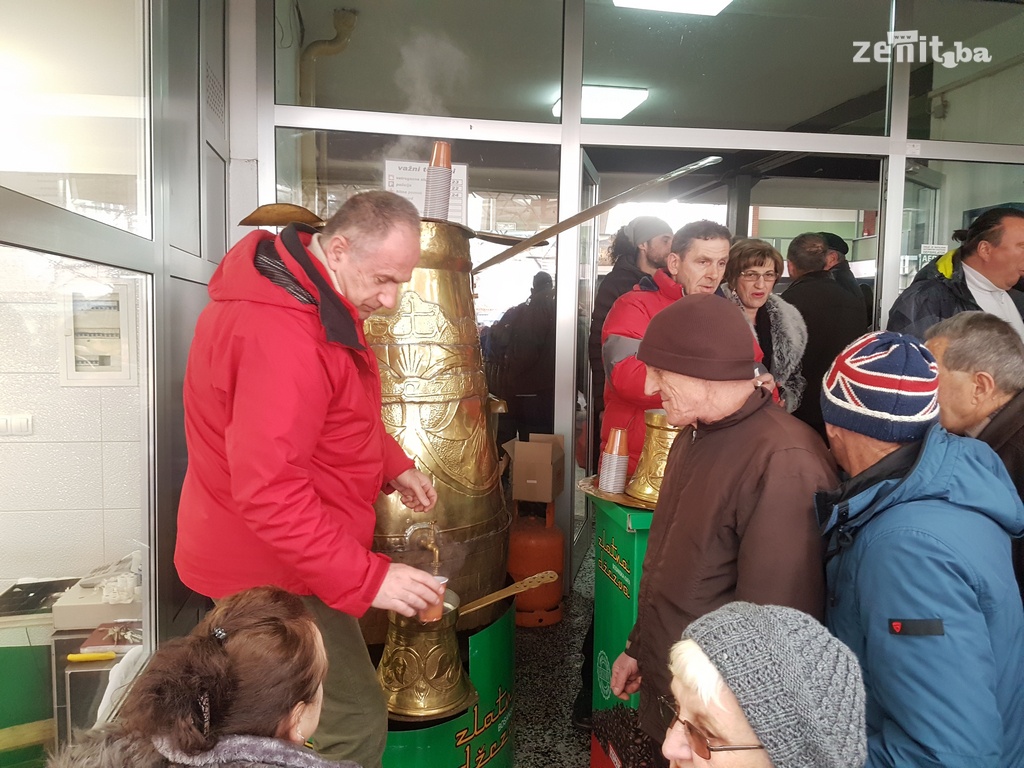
[0,0,150,236]
[275,128,560,317]
[899,158,1024,292]
[274,0,563,123]
[0,243,152,662]
[582,0,891,133]
[906,0,1024,144]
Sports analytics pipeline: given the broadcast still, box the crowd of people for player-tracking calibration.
[49,196,1024,768]
[597,207,1024,767]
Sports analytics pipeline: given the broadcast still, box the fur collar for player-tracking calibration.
[48,728,357,768]
[721,286,808,412]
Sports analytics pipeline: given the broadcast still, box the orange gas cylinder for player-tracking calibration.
[507,501,564,626]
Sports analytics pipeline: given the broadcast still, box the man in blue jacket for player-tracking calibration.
[818,330,1024,767]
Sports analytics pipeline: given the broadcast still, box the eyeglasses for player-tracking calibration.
[738,270,778,284]
[658,695,765,760]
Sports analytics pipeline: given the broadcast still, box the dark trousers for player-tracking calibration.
[301,596,387,768]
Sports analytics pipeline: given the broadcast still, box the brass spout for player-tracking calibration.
[405,521,441,574]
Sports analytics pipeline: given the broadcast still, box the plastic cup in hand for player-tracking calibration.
[417,575,449,622]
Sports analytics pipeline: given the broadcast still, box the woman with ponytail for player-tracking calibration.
[49,586,358,768]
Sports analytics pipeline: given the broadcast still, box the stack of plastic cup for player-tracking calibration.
[598,427,629,494]
[423,140,452,220]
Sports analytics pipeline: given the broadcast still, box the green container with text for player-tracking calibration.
[382,600,514,768]
[589,495,652,713]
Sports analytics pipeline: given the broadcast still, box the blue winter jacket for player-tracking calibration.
[820,424,1024,767]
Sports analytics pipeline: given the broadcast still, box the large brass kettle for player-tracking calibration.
[376,571,556,719]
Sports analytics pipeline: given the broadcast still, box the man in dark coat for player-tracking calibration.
[609,294,836,764]
[782,232,866,440]
[888,207,1024,340]
[505,271,557,438]
[820,231,873,327]
[925,311,1024,602]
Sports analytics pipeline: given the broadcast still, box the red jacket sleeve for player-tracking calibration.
[382,429,416,491]
[222,317,391,616]
[603,293,663,411]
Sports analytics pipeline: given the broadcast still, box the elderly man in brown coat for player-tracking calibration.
[609,294,837,766]
[924,311,1024,601]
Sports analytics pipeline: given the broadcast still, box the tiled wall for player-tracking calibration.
[0,244,149,595]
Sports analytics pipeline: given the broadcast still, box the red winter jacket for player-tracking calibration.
[601,270,771,476]
[175,224,414,616]
[601,270,683,475]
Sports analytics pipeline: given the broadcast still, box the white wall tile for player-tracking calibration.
[0,301,62,374]
[0,374,103,443]
[0,443,103,511]
[102,507,145,562]
[0,509,105,583]
[102,443,142,509]
[100,387,142,441]
[0,245,59,301]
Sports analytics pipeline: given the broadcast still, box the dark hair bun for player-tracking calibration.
[951,228,969,243]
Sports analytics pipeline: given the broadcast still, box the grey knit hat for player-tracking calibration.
[682,602,866,768]
[622,216,672,247]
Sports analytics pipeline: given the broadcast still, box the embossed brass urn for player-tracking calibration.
[362,220,510,645]
[376,590,479,720]
[624,409,683,504]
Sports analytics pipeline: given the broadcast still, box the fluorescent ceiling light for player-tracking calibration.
[612,0,734,16]
[552,85,649,120]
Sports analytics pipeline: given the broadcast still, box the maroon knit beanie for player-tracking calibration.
[637,294,756,381]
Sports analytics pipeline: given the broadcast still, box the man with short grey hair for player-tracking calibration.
[819,330,1024,765]
[924,311,1024,600]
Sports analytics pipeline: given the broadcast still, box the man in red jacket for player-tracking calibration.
[175,191,443,768]
[601,219,733,474]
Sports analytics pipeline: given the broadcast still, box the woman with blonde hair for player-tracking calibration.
[722,239,807,412]
[660,602,866,768]
[49,586,355,768]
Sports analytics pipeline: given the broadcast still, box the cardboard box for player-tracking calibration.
[502,433,565,502]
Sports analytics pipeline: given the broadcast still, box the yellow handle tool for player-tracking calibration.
[67,652,117,662]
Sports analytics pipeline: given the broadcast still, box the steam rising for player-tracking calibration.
[395,32,468,118]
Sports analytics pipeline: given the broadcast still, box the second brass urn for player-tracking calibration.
[625,409,683,504]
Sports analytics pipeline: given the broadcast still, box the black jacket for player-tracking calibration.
[829,260,872,328]
[887,250,1024,339]
[782,270,867,439]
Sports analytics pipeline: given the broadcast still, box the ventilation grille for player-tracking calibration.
[205,62,225,125]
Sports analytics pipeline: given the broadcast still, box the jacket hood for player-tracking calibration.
[819,423,1024,543]
[208,225,365,351]
[209,231,300,309]
[209,225,336,312]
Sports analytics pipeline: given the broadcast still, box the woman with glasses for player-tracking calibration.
[661,602,866,768]
[721,240,807,413]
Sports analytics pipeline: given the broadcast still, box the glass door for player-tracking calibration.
[570,151,600,580]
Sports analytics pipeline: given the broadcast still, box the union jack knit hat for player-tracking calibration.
[820,331,939,443]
